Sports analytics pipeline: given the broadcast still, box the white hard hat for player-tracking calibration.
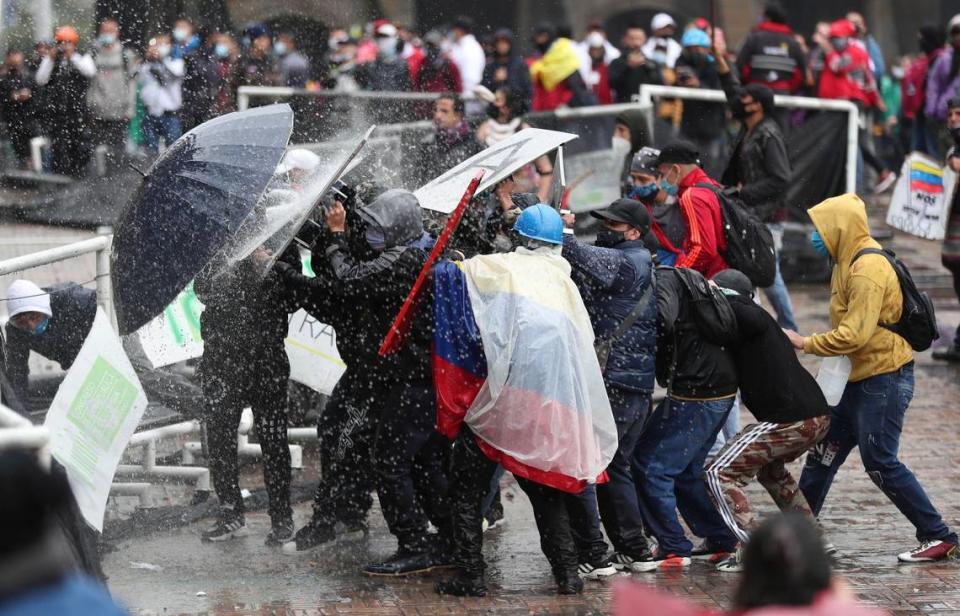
[276,148,321,174]
[651,13,676,32]
[6,279,52,319]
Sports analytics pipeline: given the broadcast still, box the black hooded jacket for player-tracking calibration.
[725,294,828,422]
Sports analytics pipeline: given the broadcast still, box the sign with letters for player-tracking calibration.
[886,152,954,240]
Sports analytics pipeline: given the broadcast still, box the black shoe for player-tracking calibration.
[265,519,295,546]
[556,570,584,595]
[482,499,505,532]
[201,510,247,543]
[363,550,436,576]
[281,521,335,554]
[434,573,488,597]
[933,346,960,362]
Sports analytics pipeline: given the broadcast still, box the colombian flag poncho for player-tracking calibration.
[432,249,617,494]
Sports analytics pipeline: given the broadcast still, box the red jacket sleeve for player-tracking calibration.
[677,187,722,274]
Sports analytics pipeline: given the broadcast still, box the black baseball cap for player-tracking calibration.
[591,198,651,234]
[656,140,700,166]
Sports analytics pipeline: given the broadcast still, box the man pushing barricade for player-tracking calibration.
[432,204,618,596]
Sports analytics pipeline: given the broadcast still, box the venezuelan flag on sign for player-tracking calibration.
[432,254,617,494]
[910,160,944,194]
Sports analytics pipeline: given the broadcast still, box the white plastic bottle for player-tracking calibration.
[816,356,852,406]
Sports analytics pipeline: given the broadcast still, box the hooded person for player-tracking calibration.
[481,28,532,105]
[561,199,658,572]
[273,189,453,575]
[735,2,807,94]
[925,14,960,123]
[782,194,959,564]
[354,22,411,99]
[433,204,617,596]
[703,268,831,573]
[612,108,652,190]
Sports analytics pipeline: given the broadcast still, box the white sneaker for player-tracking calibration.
[577,559,618,579]
[897,540,958,563]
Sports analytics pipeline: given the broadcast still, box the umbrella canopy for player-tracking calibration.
[111,104,293,334]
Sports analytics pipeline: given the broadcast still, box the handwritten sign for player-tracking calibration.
[887,152,951,240]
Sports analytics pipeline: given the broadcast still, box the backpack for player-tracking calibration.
[851,248,939,351]
[673,267,739,346]
[695,182,777,287]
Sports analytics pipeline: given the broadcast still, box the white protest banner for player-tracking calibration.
[44,309,148,531]
[564,149,623,213]
[285,310,346,395]
[415,128,577,213]
[136,282,205,369]
[886,152,950,240]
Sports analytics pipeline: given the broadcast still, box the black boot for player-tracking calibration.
[434,571,488,597]
[363,549,435,576]
[555,569,584,595]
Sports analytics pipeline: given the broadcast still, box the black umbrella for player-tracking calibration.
[111,104,293,335]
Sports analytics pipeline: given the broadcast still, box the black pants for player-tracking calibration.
[202,352,292,524]
[945,260,960,348]
[50,117,89,177]
[448,429,598,578]
[309,371,379,528]
[373,380,451,553]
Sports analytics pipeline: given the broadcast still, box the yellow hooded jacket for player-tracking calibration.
[529,38,580,92]
[803,194,912,382]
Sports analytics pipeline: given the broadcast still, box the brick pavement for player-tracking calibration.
[104,222,960,615]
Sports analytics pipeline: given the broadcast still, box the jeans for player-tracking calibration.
[708,392,741,460]
[800,363,957,544]
[596,389,651,557]
[760,223,799,332]
[910,116,940,158]
[143,112,182,153]
[632,396,739,555]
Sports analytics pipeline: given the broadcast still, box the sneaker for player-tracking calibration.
[823,542,840,559]
[265,519,295,546]
[716,549,744,573]
[281,521,336,554]
[610,549,655,573]
[874,169,897,194]
[898,540,959,563]
[932,346,960,362]
[435,573,488,597]
[201,512,247,542]
[691,540,732,563]
[363,550,436,576]
[482,502,505,532]
[631,550,691,573]
[577,558,618,579]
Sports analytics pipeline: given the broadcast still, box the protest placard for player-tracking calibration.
[887,153,951,240]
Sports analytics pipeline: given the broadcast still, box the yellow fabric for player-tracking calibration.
[530,38,580,92]
[802,193,912,382]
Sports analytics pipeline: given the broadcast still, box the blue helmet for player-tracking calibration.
[513,204,564,245]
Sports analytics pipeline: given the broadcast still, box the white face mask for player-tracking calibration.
[378,37,398,58]
[157,44,171,59]
[664,194,678,205]
[612,135,632,158]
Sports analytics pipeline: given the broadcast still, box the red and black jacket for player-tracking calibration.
[736,21,806,94]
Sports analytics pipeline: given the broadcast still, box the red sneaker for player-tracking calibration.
[633,550,691,572]
[898,540,958,563]
[691,540,731,564]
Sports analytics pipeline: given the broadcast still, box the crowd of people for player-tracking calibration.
[2,4,960,616]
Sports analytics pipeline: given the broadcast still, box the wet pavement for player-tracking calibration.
[101,226,960,615]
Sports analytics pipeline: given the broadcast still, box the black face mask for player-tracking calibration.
[950,125,960,145]
[595,228,626,247]
[535,39,552,54]
[731,99,749,120]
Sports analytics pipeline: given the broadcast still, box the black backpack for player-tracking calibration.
[695,182,777,288]
[673,267,739,346]
[851,248,939,352]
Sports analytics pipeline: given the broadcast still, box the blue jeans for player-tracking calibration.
[910,116,940,158]
[800,363,957,544]
[632,396,739,556]
[708,392,741,460]
[595,389,651,557]
[143,112,182,153]
[760,223,798,332]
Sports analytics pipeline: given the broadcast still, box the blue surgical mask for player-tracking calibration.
[658,167,680,196]
[273,41,288,56]
[98,34,116,46]
[628,183,658,200]
[215,43,230,59]
[365,228,386,250]
[32,317,49,336]
[811,229,829,258]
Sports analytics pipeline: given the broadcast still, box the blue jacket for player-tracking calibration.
[563,237,656,394]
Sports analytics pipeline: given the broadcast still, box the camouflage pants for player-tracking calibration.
[704,416,830,543]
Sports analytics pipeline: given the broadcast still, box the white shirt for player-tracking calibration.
[642,37,682,69]
[449,33,485,96]
[138,57,185,116]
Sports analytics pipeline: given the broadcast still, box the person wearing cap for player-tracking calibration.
[235,22,278,90]
[35,25,96,176]
[355,22,411,95]
[138,34,185,153]
[627,146,685,266]
[448,16,486,115]
[656,140,729,278]
[925,14,960,126]
[608,22,662,104]
[413,30,462,96]
[642,13,682,70]
[482,28,532,108]
[675,28,727,178]
[561,199,658,573]
[735,2,807,95]
[714,46,798,332]
[703,269,830,573]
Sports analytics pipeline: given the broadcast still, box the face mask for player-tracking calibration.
[595,228,627,247]
[98,34,116,46]
[32,317,49,336]
[273,41,288,56]
[215,43,230,59]
[157,44,171,59]
[949,125,960,144]
[365,227,386,250]
[535,40,551,54]
[628,183,658,201]
[659,167,680,196]
[811,229,829,258]
[612,135,631,158]
[173,27,189,42]
[378,37,398,58]
[486,102,501,120]
[830,37,848,52]
[663,194,678,205]
[731,98,750,120]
